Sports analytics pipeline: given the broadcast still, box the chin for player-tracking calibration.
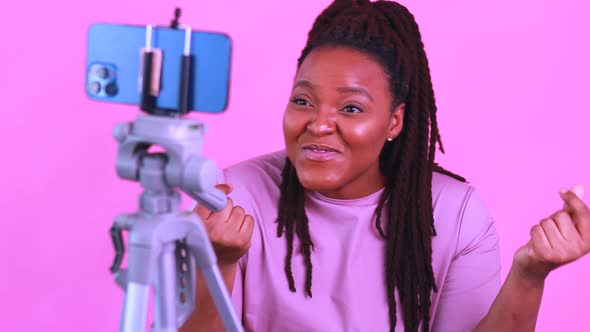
[296,169,343,193]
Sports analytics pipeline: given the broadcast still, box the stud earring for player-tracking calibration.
[387,138,393,142]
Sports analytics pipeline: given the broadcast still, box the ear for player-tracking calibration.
[387,103,405,140]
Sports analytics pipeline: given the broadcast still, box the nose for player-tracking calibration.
[306,108,336,136]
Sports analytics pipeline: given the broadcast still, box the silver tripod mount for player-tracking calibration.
[109,114,244,332]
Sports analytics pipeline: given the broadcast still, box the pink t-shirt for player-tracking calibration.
[217,150,501,331]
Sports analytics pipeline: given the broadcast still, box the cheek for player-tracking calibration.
[341,118,389,150]
[283,109,307,142]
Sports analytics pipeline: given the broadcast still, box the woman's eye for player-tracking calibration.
[343,105,363,113]
[291,98,310,106]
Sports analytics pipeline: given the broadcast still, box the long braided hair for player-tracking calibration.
[276,1,464,331]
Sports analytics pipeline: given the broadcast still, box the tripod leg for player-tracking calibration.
[199,267,244,332]
[121,244,158,332]
[153,243,178,332]
[122,283,151,332]
[185,218,244,332]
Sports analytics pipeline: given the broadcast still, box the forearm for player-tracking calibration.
[474,263,545,332]
[180,263,239,332]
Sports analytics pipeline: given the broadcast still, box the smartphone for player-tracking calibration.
[85,23,232,113]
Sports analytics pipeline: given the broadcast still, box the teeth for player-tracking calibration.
[312,148,328,152]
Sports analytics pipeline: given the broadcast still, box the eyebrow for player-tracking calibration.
[293,79,374,102]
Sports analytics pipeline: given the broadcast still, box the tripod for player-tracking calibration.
[107,13,243,332]
[110,115,242,332]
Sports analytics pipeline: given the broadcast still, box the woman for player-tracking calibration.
[182,0,590,331]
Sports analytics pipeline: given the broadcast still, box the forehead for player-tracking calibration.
[295,46,390,94]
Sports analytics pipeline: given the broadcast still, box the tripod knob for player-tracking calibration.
[113,122,132,142]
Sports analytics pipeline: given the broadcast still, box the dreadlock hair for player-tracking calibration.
[275,1,466,331]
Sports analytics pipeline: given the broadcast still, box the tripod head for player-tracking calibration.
[113,115,227,213]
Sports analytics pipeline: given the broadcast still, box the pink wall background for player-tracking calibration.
[1,0,588,331]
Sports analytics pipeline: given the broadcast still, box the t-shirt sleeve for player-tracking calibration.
[432,188,502,332]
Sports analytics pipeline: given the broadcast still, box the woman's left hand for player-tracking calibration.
[514,185,590,282]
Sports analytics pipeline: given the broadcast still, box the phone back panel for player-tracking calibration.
[86,23,231,113]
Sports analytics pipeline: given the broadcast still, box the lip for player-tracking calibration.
[302,143,341,152]
[301,143,341,161]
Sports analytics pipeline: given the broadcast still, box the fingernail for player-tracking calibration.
[560,187,568,195]
[572,184,585,199]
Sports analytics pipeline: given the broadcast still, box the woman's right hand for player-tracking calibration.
[193,183,255,266]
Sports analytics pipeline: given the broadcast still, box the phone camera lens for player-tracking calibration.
[97,67,110,79]
[105,83,119,96]
[88,81,101,94]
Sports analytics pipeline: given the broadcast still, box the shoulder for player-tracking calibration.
[432,171,489,217]
[221,149,287,188]
[432,171,472,203]
[432,172,498,255]
[217,150,287,215]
